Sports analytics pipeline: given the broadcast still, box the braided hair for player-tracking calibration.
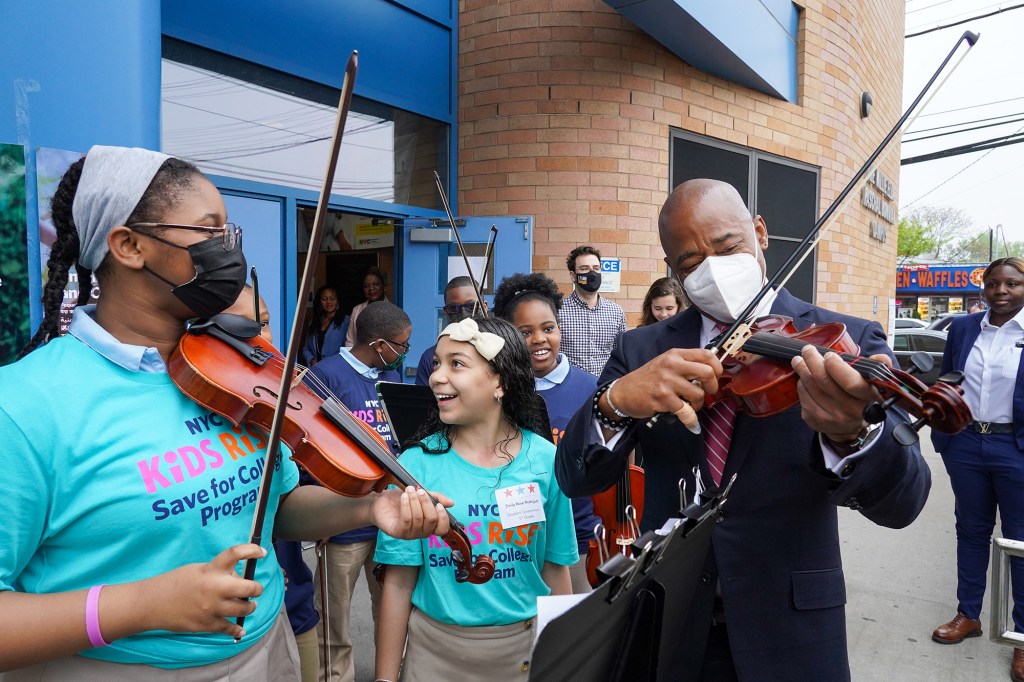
[406,316,549,454]
[20,156,202,357]
[491,272,563,321]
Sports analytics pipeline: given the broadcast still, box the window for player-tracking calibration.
[160,41,449,208]
[892,335,910,351]
[669,131,820,302]
[912,334,947,353]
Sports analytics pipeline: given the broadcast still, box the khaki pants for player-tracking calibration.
[400,608,535,682]
[293,628,319,682]
[313,539,382,682]
[0,607,299,682]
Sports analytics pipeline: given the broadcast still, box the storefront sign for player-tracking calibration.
[895,264,986,293]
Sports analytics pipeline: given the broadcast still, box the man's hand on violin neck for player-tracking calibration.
[607,348,722,419]
[791,346,885,441]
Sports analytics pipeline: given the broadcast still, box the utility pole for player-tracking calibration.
[990,227,994,262]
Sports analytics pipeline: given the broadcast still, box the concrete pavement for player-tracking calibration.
[317,428,1016,681]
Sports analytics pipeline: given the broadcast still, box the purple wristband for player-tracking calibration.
[86,584,111,647]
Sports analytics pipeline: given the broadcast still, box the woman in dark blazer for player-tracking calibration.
[931,257,1024,682]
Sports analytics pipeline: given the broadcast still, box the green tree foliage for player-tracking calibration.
[897,215,938,264]
[0,145,29,367]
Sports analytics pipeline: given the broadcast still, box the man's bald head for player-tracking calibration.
[658,178,769,282]
[659,179,752,240]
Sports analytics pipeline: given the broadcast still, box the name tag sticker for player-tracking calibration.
[495,482,546,528]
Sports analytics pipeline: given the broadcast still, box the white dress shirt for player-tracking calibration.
[961,307,1024,423]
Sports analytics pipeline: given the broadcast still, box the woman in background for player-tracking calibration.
[638,276,684,327]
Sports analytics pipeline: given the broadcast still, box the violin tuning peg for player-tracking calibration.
[863,402,887,424]
[893,422,920,446]
[908,351,934,376]
[937,370,965,387]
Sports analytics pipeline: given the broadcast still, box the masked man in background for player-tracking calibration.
[555,179,931,682]
[557,245,627,377]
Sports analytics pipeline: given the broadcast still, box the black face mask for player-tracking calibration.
[575,270,602,293]
[144,236,248,319]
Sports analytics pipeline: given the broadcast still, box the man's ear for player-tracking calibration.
[753,215,769,250]
[105,226,146,270]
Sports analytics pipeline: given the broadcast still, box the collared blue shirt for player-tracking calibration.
[534,353,571,391]
[68,305,166,373]
[338,346,380,380]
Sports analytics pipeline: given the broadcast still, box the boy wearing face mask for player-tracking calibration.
[557,245,627,377]
[415,276,488,386]
[302,300,411,682]
[555,180,930,682]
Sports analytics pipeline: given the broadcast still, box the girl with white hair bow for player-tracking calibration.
[374,316,579,682]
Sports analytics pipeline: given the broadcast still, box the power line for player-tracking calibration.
[901,129,1024,164]
[907,110,1024,135]
[916,95,1024,119]
[906,2,1024,38]
[903,113,1024,142]
[907,0,955,15]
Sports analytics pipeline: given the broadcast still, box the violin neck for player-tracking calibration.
[317,397,460,526]
[742,333,884,377]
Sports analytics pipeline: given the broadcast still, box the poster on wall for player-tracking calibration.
[36,147,92,335]
[0,143,29,367]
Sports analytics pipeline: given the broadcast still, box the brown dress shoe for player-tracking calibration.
[1012,648,1024,682]
[932,612,983,644]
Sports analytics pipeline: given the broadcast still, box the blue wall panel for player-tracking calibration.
[0,0,163,328]
[161,0,455,122]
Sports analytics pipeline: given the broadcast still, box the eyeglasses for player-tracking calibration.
[377,338,411,353]
[444,303,480,316]
[128,222,242,251]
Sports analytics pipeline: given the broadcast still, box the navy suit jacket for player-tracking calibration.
[555,289,931,682]
[931,311,1024,452]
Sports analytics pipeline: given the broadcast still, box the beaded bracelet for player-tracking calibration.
[593,382,634,431]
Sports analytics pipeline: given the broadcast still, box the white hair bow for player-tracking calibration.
[438,317,505,360]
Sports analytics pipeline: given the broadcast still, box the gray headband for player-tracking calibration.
[72,145,172,270]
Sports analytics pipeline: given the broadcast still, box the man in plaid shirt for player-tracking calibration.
[557,245,627,376]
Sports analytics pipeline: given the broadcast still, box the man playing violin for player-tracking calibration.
[555,179,931,682]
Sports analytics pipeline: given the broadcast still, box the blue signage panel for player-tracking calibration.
[895,264,987,294]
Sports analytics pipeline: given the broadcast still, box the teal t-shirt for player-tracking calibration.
[374,430,578,626]
[0,335,299,668]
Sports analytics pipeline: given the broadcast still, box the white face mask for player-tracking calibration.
[681,252,764,323]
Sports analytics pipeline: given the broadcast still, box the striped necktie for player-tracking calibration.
[701,323,737,486]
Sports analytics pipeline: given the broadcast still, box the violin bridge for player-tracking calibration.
[719,323,753,357]
[292,366,309,389]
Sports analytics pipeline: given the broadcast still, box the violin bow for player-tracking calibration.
[235,51,359,638]
[710,30,980,358]
[433,171,490,318]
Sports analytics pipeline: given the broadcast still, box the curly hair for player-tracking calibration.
[406,316,550,454]
[20,155,202,357]
[639,276,685,327]
[491,272,563,321]
[355,300,411,345]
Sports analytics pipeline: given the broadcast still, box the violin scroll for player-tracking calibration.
[444,525,495,584]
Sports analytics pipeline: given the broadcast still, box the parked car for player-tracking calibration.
[891,328,948,384]
[894,318,929,329]
[927,312,968,332]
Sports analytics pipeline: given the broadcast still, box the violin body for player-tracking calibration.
[168,322,495,584]
[586,464,644,587]
[170,331,388,496]
[709,315,971,435]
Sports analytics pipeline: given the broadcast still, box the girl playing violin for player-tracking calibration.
[374,317,578,682]
[0,146,449,679]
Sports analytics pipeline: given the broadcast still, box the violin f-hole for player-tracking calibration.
[252,385,303,411]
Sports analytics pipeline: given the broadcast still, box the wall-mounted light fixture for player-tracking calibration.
[861,91,873,119]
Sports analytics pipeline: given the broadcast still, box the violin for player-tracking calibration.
[168,314,495,584]
[706,315,971,440]
[586,464,643,587]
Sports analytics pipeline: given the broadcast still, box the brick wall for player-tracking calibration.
[457,0,904,327]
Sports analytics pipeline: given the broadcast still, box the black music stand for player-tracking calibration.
[375,381,435,445]
[529,483,731,682]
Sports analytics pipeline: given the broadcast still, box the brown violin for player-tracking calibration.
[586,464,643,587]
[168,314,495,584]
[707,315,971,441]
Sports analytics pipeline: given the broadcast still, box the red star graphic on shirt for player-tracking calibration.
[504,489,513,497]
[528,484,536,493]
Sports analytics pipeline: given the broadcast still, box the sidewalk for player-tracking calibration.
[843,428,1011,681]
